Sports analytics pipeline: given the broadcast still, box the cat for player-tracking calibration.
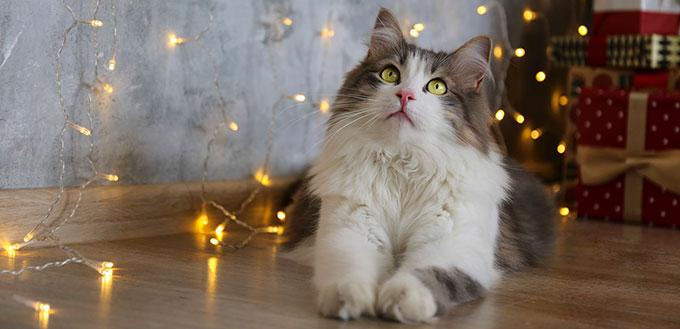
[283,8,555,324]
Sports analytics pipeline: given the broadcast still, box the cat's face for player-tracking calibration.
[328,9,493,152]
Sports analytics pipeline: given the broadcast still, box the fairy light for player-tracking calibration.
[99,80,114,94]
[535,71,546,82]
[293,94,306,102]
[319,99,330,113]
[78,19,103,27]
[495,109,505,121]
[215,224,225,234]
[523,9,536,21]
[108,59,116,71]
[514,113,525,124]
[228,121,239,131]
[558,95,568,106]
[493,45,503,58]
[514,48,525,57]
[277,211,286,221]
[409,29,419,38]
[557,142,566,154]
[559,207,570,216]
[168,34,186,47]
[97,173,119,182]
[210,238,220,246]
[477,5,488,15]
[282,17,292,26]
[66,121,92,136]
[413,23,424,32]
[530,129,542,140]
[321,27,335,38]
[578,25,588,36]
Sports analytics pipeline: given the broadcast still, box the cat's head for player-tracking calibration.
[328,8,494,152]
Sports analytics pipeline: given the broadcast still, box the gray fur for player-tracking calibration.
[416,267,486,315]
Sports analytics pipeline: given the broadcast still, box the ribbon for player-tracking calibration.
[577,91,680,221]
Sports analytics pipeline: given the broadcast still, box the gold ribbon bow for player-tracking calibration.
[576,91,680,221]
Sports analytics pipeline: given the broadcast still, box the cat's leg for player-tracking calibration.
[314,197,390,320]
[377,205,499,323]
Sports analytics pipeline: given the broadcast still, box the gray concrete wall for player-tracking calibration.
[1,0,520,189]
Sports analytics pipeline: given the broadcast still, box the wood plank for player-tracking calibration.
[0,219,679,328]
[0,178,296,248]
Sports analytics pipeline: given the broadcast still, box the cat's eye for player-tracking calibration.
[427,79,447,95]
[380,67,400,83]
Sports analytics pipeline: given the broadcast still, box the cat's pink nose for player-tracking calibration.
[396,90,415,107]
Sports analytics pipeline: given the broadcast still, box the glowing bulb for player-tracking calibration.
[578,25,588,36]
[552,184,561,193]
[477,6,487,15]
[66,122,91,136]
[557,142,566,154]
[409,29,419,38]
[530,129,542,140]
[265,226,282,233]
[24,228,37,242]
[294,94,306,102]
[413,23,425,32]
[38,303,51,312]
[559,207,570,216]
[495,109,505,121]
[493,45,502,59]
[321,27,335,38]
[558,95,568,106]
[103,262,114,268]
[319,99,330,113]
[277,211,286,221]
[215,225,225,234]
[81,19,104,27]
[108,59,116,71]
[99,81,114,94]
[198,214,208,225]
[101,268,113,276]
[523,9,536,21]
[210,238,219,245]
[168,34,185,47]
[283,17,292,26]
[254,168,272,186]
[98,173,119,182]
[535,71,546,82]
[514,113,525,124]
[229,121,239,131]
[514,48,526,57]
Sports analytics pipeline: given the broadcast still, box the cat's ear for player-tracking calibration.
[451,36,492,92]
[368,8,403,57]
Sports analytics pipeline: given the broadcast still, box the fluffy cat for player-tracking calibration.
[283,8,555,323]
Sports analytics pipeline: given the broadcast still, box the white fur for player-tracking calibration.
[303,53,509,322]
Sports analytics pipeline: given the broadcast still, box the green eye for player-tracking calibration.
[380,67,400,83]
[427,79,447,95]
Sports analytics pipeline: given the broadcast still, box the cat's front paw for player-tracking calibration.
[377,273,438,324]
[317,282,376,320]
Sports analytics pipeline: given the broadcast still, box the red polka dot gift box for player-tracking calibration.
[576,87,680,227]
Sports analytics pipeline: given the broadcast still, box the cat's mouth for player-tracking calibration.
[387,109,415,127]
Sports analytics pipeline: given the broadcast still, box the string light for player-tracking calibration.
[477,6,488,15]
[557,141,566,154]
[530,128,542,139]
[277,211,286,221]
[66,121,92,136]
[578,25,588,36]
[108,59,116,71]
[495,109,505,121]
[559,207,570,216]
[535,71,546,82]
[409,29,419,38]
[523,9,536,21]
[558,95,568,106]
[293,94,306,102]
[321,27,335,38]
[13,295,51,313]
[97,173,119,182]
[514,113,525,124]
[282,17,292,26]
[99,80,114,94]
[413,23,425,32]
[228,121,239,131]
[493,45,503,58]
[514,48,525,57]
[78,19,103,27]
[319,99,330,113]
[210,238,220,246]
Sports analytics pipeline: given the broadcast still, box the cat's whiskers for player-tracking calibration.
[318,111,375,147]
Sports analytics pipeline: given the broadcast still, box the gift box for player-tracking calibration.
[593,0,680,36]
[575,87,680,226]
[550,34,680,69]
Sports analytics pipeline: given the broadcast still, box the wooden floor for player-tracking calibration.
[1,218,679,329]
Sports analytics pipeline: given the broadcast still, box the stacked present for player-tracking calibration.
[553,0,680,226]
